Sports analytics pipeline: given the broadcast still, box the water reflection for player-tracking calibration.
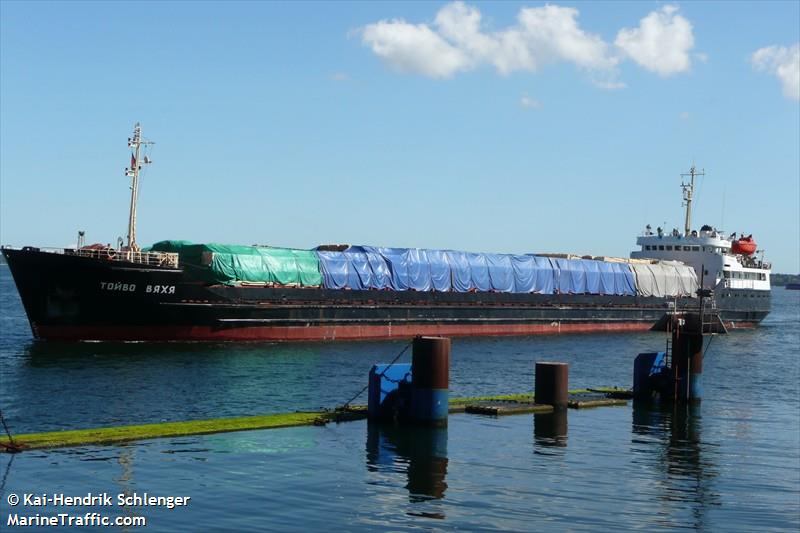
[366,423,448,506]
[114,448,138,529]
[21,340,317,364]
[7,341,334,433]
[632,401,720,529]
[533,409,568,451]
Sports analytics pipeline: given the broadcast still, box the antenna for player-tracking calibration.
[680,165,704,236]
[124,123,154,252]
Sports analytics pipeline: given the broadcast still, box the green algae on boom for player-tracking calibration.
[5,388,631,452]
[10,412,324,451]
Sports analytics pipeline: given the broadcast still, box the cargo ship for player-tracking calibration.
[1,125,771,342]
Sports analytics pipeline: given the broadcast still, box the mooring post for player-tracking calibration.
[411,336,450,427]
[688,330,704,402]
[672,313,704,402]
[535,362,569,409]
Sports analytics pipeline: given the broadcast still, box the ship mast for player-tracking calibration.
[680,165,704,236]
[124,123,153,251]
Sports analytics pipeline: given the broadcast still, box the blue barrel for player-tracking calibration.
[368,363,412,421]
[633,352,666,399]
[410,337,450,426]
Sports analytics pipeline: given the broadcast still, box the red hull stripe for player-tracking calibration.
[34,321,761,342]
[33,322,662,342]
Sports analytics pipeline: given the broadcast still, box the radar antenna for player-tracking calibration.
[680,165,704,236]
[124,123,154,251]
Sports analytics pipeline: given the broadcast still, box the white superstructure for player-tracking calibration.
[630,166,771,293]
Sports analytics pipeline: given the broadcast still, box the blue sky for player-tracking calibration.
[1,1,798,272]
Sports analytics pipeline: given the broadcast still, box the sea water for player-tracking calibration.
[0,266,798,531]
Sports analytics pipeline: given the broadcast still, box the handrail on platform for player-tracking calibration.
[62,247,180,268]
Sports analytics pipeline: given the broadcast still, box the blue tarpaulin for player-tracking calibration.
[466,253,492,292]
[427,249,452,292]
[531,256,557,294]
[445,251,473,292]
[314,246,638,296]
[405,248,433,292]
[487,254,515,292]
[607,262,637,295]
[373,247,409,291]
[511,255,537,293]
[583,259,602,294]
[548,258,637,295]
[316,251,349,289]
[348,248,376,289]
[552,258,586,294]
[360,247,392,289]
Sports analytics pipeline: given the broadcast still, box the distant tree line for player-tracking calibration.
[772,273,800,286]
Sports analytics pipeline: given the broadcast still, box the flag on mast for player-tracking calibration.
[131,153,136,170]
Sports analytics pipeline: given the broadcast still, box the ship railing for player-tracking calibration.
[63,248,180,268]
[740,257,772,270]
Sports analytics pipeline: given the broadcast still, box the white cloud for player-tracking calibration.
[520,93,541,109]
[750,43,800,101]
[360,2,699,84]
[434,2,497,65]
[361,18,470,78]
[614,5,694,76]
[360,1,619,80]
[516,5,617,71]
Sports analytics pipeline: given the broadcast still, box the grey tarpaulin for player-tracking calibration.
[629,262,698,297]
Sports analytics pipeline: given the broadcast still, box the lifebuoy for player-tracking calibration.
[107,249,116,260]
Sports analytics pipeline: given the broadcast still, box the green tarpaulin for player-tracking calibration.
[150,240,322,286]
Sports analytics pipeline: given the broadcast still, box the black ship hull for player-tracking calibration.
[2,248,771,342]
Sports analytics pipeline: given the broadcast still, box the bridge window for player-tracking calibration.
[658,245,665,251]
[683,246,691,251]
[692,246,700,251]
[666,245,673,251]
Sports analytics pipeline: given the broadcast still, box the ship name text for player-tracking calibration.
[100,282,175,294]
